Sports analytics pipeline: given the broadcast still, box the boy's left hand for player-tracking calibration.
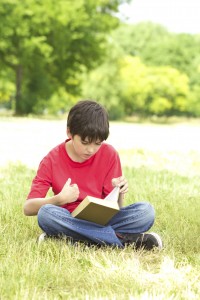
[112,176,128,195]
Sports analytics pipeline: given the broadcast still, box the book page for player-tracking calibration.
[104,186,120,203]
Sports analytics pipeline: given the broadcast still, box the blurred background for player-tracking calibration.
[1,0,200,120]
[1,0,200,174]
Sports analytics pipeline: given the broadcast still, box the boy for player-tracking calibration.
[24,100,162,249]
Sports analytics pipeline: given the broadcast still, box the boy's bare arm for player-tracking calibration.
[24,194,62,216]
[24,178,79,216]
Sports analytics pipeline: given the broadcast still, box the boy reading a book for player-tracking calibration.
[24,100,162,249]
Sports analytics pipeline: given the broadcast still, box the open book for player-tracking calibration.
[71,187,120,225]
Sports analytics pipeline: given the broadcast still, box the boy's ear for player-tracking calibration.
[67,127,72,138]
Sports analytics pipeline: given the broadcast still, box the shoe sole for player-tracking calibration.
[148,232,163,249]
[37,233,47,244]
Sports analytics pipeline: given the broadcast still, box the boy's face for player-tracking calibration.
[69,134,103,162]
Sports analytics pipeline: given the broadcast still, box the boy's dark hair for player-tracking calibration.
[67,100,109,142]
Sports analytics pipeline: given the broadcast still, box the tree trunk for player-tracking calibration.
[15,65,23,115]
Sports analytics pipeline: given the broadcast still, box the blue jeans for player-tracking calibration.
[38,202,155,247]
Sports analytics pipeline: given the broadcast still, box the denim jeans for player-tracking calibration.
[38,202,155,247]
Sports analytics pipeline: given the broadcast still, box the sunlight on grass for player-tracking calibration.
[1,120,200,299]
[0,163,200,299]
[119,148,200,177]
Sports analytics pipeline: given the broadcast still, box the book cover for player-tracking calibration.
[71,187,120,225]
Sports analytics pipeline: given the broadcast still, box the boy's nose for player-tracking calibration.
[87,145,95,154]
[87,147,94,154]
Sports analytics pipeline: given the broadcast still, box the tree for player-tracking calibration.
[82,55,190,117]
[111,22,200,85]
[0,0,126,115]
[0,69,15,109]
[82,59,124,119]
[107,22,200,117]
[111,22,171,60]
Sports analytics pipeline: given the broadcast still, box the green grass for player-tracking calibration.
[0,163,200,299]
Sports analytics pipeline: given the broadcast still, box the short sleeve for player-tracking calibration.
[26,156,52,199]
[102,150,122,198]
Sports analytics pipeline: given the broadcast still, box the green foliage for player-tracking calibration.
[188,85,200,116]
[0,70,15,107]
[35,87,78,115]
[0,0,124,115]
[112,22,200,79]
[81,21,200,118]
[2,6,200,118]
[111,22,171,59]
[82,56,190,117]
[81,60,125,119]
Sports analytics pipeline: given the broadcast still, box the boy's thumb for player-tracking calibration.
[66,178,71,185]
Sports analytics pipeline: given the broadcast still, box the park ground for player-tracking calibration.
[0,117,200,299]
[1,117,200,175]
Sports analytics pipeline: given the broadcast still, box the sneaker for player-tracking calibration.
[37,232,47,244]
[116,232,163,250]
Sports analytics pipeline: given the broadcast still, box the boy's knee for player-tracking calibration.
[138,201,155,223]
[147,202,155,222]
[142,202,155,227]
[38,204,53,222]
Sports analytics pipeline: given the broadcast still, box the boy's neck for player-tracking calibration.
[65,140,85,163]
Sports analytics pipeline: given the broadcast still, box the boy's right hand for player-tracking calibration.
[57,178,79,205]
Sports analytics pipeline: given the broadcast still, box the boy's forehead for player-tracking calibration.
[81,136,102,142]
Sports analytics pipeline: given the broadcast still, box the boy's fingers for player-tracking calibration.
[66,178,71,185]
[112,178,120,186]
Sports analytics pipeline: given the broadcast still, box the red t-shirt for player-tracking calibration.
[27,139,122,212]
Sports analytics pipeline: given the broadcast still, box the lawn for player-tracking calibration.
[0,119,200,299]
